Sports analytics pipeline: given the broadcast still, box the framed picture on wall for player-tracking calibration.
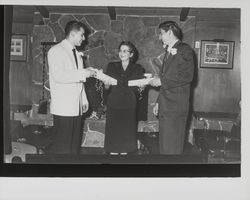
[10,34,28,61]
[200,40,235,69]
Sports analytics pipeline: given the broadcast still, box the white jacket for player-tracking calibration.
[48,39,88,116]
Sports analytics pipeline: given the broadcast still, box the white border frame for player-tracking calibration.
[1,1,250,200]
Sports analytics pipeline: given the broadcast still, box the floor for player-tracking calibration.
[8,122,241,164]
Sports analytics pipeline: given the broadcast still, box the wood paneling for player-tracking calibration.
[10,23,33,106]
[192,8,240,22]
[14,6,240,23]
[13,5,35,23]
[193,21,241,113]
[115,7,181,16]
[47,6,108,14]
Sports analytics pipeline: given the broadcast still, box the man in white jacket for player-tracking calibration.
[48,21,95,154]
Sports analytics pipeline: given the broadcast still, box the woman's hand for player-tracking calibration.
[104,83,111,89]
[153,103,159,116]
[138,85,146,91]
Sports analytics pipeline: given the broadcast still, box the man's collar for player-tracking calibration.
[167,39,179,52]
[63,39,76,51]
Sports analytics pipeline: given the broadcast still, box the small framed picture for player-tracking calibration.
[10,34,28,61]
[200,40,235,69]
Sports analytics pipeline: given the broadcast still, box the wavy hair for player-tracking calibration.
[159,21,183,41]
[118,41,139,63]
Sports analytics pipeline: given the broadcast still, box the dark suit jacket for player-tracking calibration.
[106,61,144,109]
[158,41,194,115]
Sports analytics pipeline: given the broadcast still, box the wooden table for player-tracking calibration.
[192,112,237,131]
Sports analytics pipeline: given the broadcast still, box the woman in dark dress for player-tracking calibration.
[104,41,144,155]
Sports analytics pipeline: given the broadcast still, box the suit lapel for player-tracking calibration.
[162,52,172,74]
[162,41,181,76]
[61,40,78,69]
[76,51,84,69]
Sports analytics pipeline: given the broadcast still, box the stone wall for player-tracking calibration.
[32,13,195,120]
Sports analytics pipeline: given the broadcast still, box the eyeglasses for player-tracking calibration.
[118,50,131,53]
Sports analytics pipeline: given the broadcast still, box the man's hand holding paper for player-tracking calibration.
[90,68,117,86]
[149,76,161,87]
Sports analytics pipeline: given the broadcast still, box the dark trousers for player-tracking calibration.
[159,113,187,154]
[50,115,83,154]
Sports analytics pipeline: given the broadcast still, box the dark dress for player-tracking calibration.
[104,61,144,153]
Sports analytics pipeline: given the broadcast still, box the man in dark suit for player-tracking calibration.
[149,21,194,154]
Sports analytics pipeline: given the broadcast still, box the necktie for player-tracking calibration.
[72,49,78,69]
[161,50,170,74]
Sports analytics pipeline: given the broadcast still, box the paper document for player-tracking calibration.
[128,78,154,86]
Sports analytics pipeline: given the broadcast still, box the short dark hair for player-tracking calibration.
[64,21,86,38]
[118,41,139,63]
[159,21,183,41]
